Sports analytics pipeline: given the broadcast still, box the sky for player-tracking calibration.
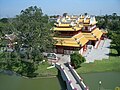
[0,0,120,18]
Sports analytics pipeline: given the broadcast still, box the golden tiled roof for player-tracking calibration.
[54,28,103,47]
[54,33,88,47]
[101,30,108,34]
[82,33,96,40]
[84,19,90,24]
[91,28,103,40]
[55,23,71,27]
[80,15,85,19]
[79,19,84,23]
[53,26,82,31]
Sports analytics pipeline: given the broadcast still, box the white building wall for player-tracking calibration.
[95,40,99,48]
[79,47,83,54]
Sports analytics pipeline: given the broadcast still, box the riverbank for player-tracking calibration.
[0,63,66,90]
[0,61,58,78]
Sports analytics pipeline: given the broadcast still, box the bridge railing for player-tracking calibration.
[68,64,89,90]
[55,63,77,90]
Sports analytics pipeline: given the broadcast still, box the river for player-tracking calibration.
[0,73,63,90]
[81,72,120,90]
[0,72,120,90]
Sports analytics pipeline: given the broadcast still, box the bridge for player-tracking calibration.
[55,55,89,90]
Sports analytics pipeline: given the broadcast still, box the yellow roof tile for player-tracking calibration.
[55,23,71,27]
[72,32,83,39]
[54,28,103,47]
[53,27,82,31]
[101,30,108,34]
[72,33,89,46]
[80,15,85,19]
[84,19,90,23]
[54,32,88,47]
[82,33,96,40]
[79,19,84,23]
[92,28,103,39]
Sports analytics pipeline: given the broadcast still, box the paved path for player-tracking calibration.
[83,39,111,63]
[62,63,83,90]
[57,54,70,64]
[56,54,85,90]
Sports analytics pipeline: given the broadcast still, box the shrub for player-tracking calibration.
[70,52,86,69]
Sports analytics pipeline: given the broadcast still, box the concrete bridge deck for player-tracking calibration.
[55,54,88,90]
[62,63,83,90]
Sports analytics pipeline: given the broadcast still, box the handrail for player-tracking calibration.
[55,63,75,90]
[55,63,89,90]
[68,64,89,90]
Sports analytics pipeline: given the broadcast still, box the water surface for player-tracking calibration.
[81,72,120,90]
[0,73,62,90]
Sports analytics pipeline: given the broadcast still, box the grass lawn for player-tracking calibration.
[35,62,58,77]
[76,44,120,74]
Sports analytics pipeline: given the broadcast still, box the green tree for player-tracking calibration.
[0,6,55,77]
[112,13,117,19]
[112,34,120,55]
[18,61,38,77]
[70,52,86,69]
[0,18,8,23]
[13,6,54,60]
[84,13,88,16]
[63,13,68,17]
[12,6,55,75]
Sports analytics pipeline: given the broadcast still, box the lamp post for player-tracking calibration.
[99,81,102,90]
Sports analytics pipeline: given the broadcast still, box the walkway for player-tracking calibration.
[61,63,83,90]
[83,39,111,63]
[56,54,88,90]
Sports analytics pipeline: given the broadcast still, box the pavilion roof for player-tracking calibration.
[54,33,88,47]
[54,23,71,27]
[82,33,96,40]
[91,28,103,40]
[53,25,83,31]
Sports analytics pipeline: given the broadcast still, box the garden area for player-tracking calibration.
[76,44,120,74]
[35,62,58,77]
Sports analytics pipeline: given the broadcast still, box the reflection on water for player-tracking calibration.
[0,73,62,90]
[1,71,119,90]
[81,72,120,90]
